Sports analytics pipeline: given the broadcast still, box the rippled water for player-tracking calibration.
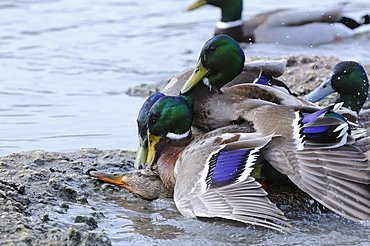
[1,0,370,156]
[1,0,370,244]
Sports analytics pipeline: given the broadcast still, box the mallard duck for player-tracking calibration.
[92,35,370,229]
[303,61,370,154]
[177,34,370,223]
[134,54,288,168]
[162,59,288,96]
[92,95,292,232]
[303,61,369,114]
[180,34,314,132]
[185,0,370,45]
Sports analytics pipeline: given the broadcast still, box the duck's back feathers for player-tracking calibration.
[192,83,316,132]
[258,4,343,27]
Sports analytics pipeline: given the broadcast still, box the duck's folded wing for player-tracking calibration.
[190,177,291,233]
[174,131,291,232]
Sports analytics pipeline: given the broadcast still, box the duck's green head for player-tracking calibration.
[186,0,243,22]
[146,96,193,166]
[304,61,369,113]
[180,34,245,94]
[134,92,165,169]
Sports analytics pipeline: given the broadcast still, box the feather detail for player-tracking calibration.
[174,130,290,232]
[286,144,370,222]
[261,104,370,222]
[189,177,291,233]
[298,104,351,148]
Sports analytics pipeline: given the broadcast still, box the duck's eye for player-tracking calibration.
[150,112,159,124]
[209,46,217,52]
[138,164,143,170]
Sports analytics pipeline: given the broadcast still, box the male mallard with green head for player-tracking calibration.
[303,61,370,154]
[186,0,370,45]
[179,34,314,132]
[304,61,369,114]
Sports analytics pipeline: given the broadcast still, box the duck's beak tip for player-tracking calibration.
[90,171,125,187]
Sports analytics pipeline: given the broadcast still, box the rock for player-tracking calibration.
[0,148,134,245]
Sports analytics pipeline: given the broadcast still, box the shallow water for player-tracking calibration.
[62,191,370,246]
[1,0,370,244]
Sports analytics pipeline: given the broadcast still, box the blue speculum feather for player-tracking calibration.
[206,149,253,188]
[301,105,334,124]
[300,105,350,143]
[255,76,269,86]
[302,125,330,134]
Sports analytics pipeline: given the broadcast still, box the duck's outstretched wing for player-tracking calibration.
[174,131,291,233]
[264,104,370,222]
[292,145,370,222]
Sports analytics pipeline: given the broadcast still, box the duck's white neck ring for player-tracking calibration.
[166,129,190,140]
[216,19,243,29]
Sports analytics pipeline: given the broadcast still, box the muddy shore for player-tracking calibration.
[1,56,370,245]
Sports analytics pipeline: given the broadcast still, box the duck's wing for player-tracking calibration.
[260,3,345,27]
[162,68,194,96]
[291,145,370,222]
[226,59,287,87]
[252,3,352,45]
[192,83,317,132]
[262,104,370,222]
[174,131,291,233]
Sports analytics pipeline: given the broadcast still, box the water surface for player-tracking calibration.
[1,0,370,155]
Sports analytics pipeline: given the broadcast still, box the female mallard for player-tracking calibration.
[186,0,370,45]
[178,34,370,223]
[90,168,173,200]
